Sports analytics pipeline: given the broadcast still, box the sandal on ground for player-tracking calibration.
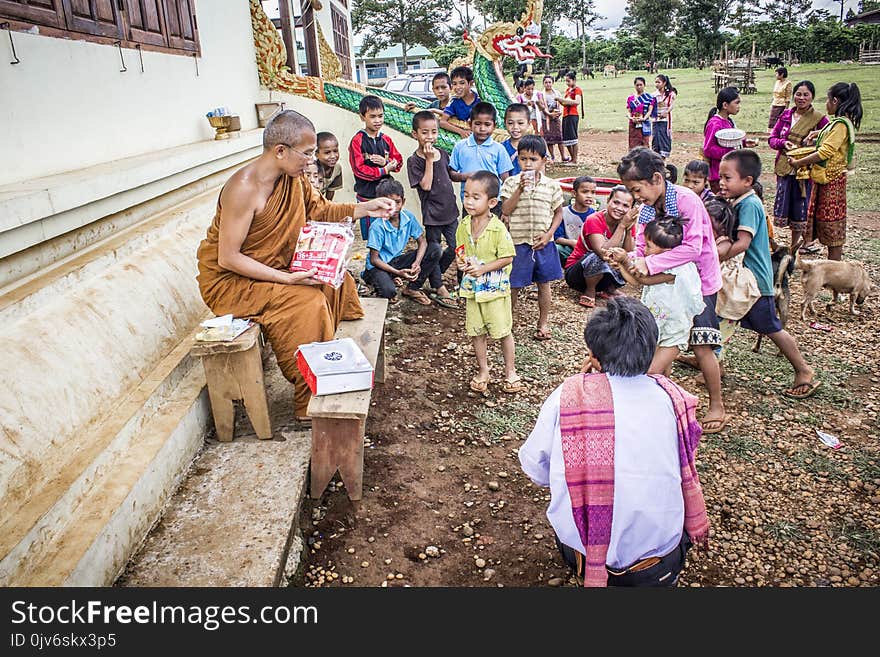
[701,415,728,434]
[782,380,822,399]
[578,295,596,308]
[534,327,553,341]
[430,292,458,309]
[402,289,432,305]
[799,243,822,255]
[596,290,622,300]
[501,375,526,394]
[469,376,489,393]
[295,415,312,424]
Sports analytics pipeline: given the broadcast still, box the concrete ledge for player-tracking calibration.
[15,365,211,586]
[0,131,262,260]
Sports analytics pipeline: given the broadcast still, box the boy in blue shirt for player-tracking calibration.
[363,179,442,306]
[719,150,819,399]
[441,66,480,138]
[554,175,597,265]
[450,102,513,218]
[503,103,531,176]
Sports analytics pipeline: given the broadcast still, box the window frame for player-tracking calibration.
[0,0,201,57]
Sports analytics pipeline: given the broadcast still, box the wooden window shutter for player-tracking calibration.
[161,0,197,52]
[122,0,167,47]
[330,4,351,80]
[61,0,124,38]
[0,0,66,28]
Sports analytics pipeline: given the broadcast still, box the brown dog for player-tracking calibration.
[798,258,874,320]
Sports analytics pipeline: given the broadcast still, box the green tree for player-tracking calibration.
[762,0,812,27]
[858,0,880,12]
[430,40,470,69]
[352,0,450,70]
[622,0,680,66]
[677,0,730,61]
[564,1,603,69]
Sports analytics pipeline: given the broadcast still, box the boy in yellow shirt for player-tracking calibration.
[456,171,523,394]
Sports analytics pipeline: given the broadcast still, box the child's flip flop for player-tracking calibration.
[783,380,822,399]
[578,295,596,308]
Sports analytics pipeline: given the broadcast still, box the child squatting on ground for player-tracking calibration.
[608,217,705,377]
[500,134,564,341]
[455,171,524,394]
[718,150,819,399]
[362,179,442,306]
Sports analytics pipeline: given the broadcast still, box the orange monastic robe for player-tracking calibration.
[197,173,363,416]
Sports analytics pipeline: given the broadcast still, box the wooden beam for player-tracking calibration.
[278,0,297,73]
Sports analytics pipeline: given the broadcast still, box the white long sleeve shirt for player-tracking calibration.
[519,375,685,568]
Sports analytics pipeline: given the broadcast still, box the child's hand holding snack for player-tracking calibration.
[369,154,388,167]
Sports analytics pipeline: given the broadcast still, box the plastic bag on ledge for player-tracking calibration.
[289,219,355,289]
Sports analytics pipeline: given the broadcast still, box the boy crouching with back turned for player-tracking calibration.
[456,171,524,394]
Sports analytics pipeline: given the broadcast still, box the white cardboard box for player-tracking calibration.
[296,338,374,396]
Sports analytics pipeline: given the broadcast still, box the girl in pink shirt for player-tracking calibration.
[703,87,758,194]
[616,147,727,434]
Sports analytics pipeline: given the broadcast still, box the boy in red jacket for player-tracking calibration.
[349,95,403,238]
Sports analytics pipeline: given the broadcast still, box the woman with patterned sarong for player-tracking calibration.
[789,82,863,260]
[539,75,566,162]
[627,77,655,150]
[651,74,677,159]
[768,80,828,253]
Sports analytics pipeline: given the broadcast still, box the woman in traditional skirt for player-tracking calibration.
[560,71,584,163]
[789,83,862,260]
[627,76,655,149]
[768,80,828,252]
[651,74,677,159]
[538,75,566,162]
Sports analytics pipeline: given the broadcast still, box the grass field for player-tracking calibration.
[567,64,879,134]
[519,63,879,212]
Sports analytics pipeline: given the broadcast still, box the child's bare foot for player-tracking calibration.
[693,362,725,386]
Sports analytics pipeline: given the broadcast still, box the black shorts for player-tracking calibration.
[740,295,783,334]
[690,293,722,347]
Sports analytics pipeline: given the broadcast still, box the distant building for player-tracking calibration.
[845,8,880,25]
[355,44,440,85]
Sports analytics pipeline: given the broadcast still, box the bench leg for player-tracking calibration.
[235,347,273,440]
[310,417,364,501]
[374,330,386,385]
[202,358,235,443]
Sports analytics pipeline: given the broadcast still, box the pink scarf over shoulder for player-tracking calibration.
[559,372,709,587]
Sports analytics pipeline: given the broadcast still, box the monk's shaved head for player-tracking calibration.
[263,110,315,150]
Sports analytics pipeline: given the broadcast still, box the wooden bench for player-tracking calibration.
[307,297,388,501]
[191,324,272,442]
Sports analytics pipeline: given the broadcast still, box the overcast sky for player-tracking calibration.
[582,0,860,30]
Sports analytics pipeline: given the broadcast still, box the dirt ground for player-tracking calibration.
[295,132,880,588]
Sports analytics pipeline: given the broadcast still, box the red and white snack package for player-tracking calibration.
[290,219,355,288]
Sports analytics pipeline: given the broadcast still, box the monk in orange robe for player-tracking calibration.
[197,110,394,419]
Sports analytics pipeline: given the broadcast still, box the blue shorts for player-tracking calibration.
[510,242,563,288]
[739,295,783,335]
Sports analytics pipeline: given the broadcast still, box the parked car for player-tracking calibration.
[382,74,437,101]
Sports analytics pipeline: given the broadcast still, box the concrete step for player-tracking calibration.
[118,357,312,587]
[9,355,210,585]
[0,330,209,585]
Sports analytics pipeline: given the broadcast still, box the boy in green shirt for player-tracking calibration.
[456,171,523,394]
